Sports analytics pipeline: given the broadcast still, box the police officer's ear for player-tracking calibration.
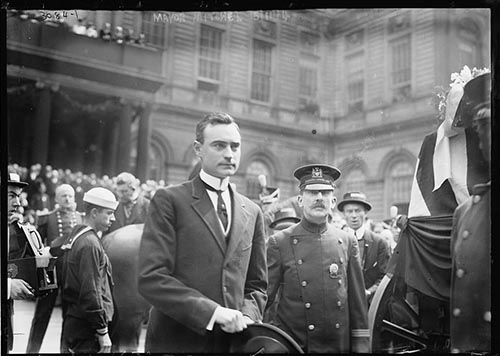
[331,196,337,209]
[297,192,304,208]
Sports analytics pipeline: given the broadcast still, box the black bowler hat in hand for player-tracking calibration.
[293,164,341,191]
[230,323,304,354]
[337,191,373,212]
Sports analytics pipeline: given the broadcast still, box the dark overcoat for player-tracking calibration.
[266,219,369,353]
[360,230,391,295]
[138,175,268,353]
[108,195,150,233]
[450,182,490,353]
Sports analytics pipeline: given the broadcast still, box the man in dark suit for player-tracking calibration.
[108,172,150,233]
[138,112,267,353]
[6,172,48,351]
[338,191,391,304]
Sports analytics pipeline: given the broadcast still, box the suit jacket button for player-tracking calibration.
[452,308,461,317]
[462,230,469,239]
[484,311,491,322]
[301,280,307,287]
[308,324,315,331]
[305,302,311,309]
[456,269,465,278]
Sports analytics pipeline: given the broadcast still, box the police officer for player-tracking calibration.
[449,72,491,353]
[26,184,83,353]
[266,164,369,353]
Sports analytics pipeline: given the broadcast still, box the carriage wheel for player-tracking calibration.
[368,273,429,353]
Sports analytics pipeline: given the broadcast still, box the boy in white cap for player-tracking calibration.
[60,187,118,353]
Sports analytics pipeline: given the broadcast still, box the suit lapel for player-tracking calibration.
[191,176,226,253]
[225,186,250,258]
[363,231,374,270]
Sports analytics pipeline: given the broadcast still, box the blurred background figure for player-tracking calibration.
[329,211,346,230]
[107,172,150,233]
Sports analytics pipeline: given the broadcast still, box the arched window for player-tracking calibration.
[343,168,366,193]
[386,160,413,216]
[148,142,164,181]
[245,160,272,200]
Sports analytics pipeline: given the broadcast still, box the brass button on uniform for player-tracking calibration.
[453,308,461,317]
[335,323,340,329]
[473,195,481,204]
[484,311,491,322]
[462,230,469,239]
[336,301,341,307]
[451,348,460,353]
[456,269,465,278]
[340,257,344,264]
[301,280,307,287]
[338,279,342,285]
[293,239,298,245]
[338,239,343,244]
[308,324,315,331]
[305,303,311,309]
[223,286,228,293]
[298,259,303,265]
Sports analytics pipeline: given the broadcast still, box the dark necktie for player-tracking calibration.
[203,182,228,230]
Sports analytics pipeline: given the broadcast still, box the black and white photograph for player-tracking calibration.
[3,6,493,354]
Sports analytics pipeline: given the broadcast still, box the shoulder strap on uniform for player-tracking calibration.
[60,226,93,251]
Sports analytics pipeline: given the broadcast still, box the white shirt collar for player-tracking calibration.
[355,226,366,240]
[200,169,229,191]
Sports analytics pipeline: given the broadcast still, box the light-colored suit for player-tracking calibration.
[138,175,267,353]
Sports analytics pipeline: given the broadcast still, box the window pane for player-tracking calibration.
[251,40,272,102]
[142,12,165,47]
[198,25,222,83]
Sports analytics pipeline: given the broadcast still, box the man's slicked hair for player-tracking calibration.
[195,112,239,143]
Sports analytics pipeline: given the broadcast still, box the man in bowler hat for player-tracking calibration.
[338,191,391,304]
[266,164,370,353]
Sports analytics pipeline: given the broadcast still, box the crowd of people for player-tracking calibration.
[6,68,491,354]
[10,10,148,46]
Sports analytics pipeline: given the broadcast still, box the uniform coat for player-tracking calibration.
[359,230,391,296]
[450,182,490,353]
[266,219,369,353]
[138,176,267,353]
[108,195,150,233]
[27,209,83,353]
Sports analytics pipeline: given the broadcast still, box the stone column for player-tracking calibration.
[135,103,152,182]
[117,100,133,173]
[32,82,54,166]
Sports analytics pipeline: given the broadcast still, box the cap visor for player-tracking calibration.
[303,183,334,190]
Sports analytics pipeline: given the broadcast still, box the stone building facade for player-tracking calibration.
[6,8,490,220]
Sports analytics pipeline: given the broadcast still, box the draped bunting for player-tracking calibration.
[387,215,453,301]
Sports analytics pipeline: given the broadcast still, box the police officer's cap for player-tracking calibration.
[293,164,341,191]
[453,72,491,128]
[7,172,28,188]
[83,187,118,210]
[230,323,304,354]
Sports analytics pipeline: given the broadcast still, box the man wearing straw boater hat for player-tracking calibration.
[338,191,391,304]
[266,164,369,353]
[449,71,491,353]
